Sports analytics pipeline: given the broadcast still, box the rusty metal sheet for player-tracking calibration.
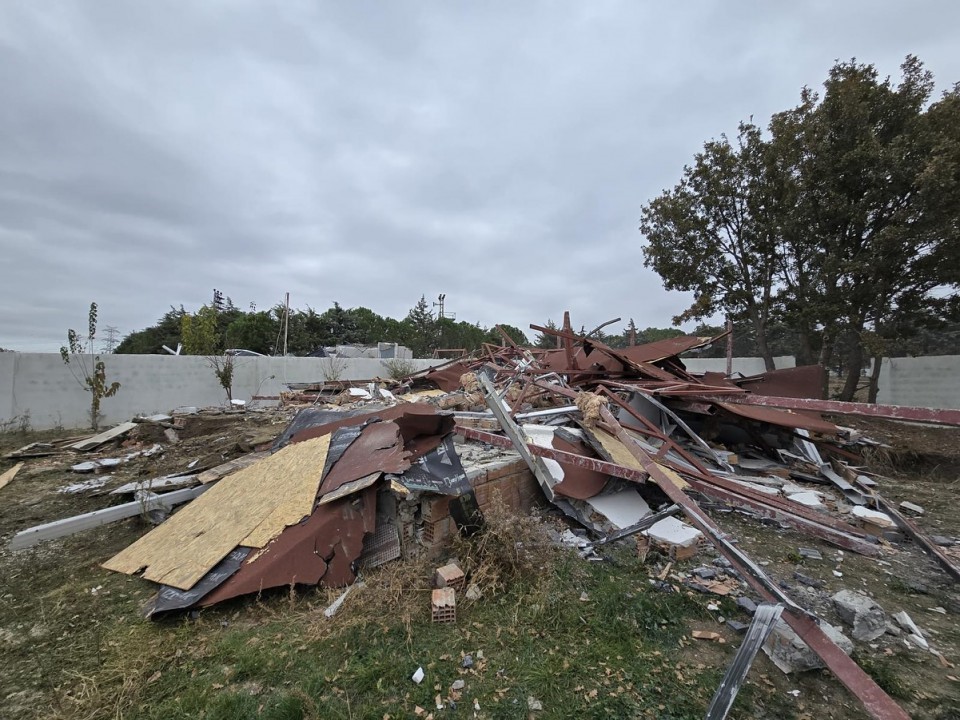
[713,401,839,435]
[736,365,826,400]
[319,422,410,497]
[709,393,960,427]
[551,430,610,500]
[288,404,440,445]
[618,335,716,364]
[197,486,377,606]
[418,361,472,392]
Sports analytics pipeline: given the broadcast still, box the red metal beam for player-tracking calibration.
[874,494,960,582]
[695,393,960,427]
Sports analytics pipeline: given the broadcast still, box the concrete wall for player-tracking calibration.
[0,353,444,431]
[682,356,796,375]
[877,356,960,410]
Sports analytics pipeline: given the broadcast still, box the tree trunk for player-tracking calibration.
[747,307,776,371]
[796,326,814,366]
[839,339,864,402]
[867,354,883,404]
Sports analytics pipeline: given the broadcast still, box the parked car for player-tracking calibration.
[224,349,266,357]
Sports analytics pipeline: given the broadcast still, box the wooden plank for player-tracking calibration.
[70,422,138,451]
[197,451,270,484]
[0,462,24,491]
[103,434,331,590]
[8,485,209,550]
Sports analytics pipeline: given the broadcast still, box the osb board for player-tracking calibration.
[590,429,688,491]
[398,390,446,402]
[0,462,24,491]
[103,434,331,590]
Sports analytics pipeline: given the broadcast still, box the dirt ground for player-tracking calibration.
[0,410,958,719]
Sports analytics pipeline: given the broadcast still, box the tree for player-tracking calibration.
[534,319,560,349]
[226,311,278,354]
[60,302,121,430]
[115,306,185,354]
[403,295,437,357]
[641,56,960,396]
[641,121,780,370]
[181,305,235,402]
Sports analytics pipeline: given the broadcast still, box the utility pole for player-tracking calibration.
[282,292,290,356]
[725,317,734,376]
[432,293,454,320]
[101,325,120,354]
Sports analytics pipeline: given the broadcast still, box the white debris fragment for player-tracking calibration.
[851,506,896,528]
[412,666,424,684]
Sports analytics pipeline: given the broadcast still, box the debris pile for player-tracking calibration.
[6,312,960,720]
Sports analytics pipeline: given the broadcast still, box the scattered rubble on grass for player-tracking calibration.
[4,312,960,720]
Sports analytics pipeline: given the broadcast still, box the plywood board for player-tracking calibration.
[0,462,24,492]
[587,428,688,491]
[70,422,138,451]
[103,434,330,590]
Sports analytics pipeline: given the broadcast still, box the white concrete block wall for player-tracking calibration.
[877,356,960,410]
[0,353,444,431]
[682,356,796,375]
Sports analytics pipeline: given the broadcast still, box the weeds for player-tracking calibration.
[381,358,418,381]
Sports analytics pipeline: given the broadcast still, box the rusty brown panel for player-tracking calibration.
[737,365,826,399]
[550,433,610,500]
[289,404,439,445]
[420,361,473,391]
[617,335,715,364]
[394,412,455,458]
[197,486,377,606]
[713,393,960,427]
[713,400,839,435]
[319,422,410,497]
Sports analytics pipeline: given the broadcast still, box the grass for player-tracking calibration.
[34,537,736,720]
[25,506,749,720]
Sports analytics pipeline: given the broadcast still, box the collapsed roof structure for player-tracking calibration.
[10,313,959,720]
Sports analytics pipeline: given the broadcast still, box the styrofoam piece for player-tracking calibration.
[788,492,826,508]
[851,506,895,528]
[522,424,565,484]
[644,516,702,548]
[586,489,652,530]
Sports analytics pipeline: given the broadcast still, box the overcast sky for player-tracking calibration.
[1,2,958,352]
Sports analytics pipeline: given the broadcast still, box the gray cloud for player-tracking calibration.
[1,1,958,350]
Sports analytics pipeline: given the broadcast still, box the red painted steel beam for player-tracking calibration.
[594,405,909,720]
[874,494,960,582]
[687,479,878,556]
[693,393,960,427]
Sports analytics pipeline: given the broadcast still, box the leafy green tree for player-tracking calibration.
[226,311,278,354]
[115,307,185,354]
[60,302,120,430]
[403,295,437,357]
[181,305,220,355]
[641,121,780,370]
[642,56,960,396]
[534,319,560,349]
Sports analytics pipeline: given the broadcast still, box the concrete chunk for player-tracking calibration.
[763,620,853,673]
[832,590,886,642]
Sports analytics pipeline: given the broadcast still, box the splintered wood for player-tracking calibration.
[103,434,331,590]
[0,462,24,491]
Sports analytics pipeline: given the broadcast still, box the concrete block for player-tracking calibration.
[763,620,853,673]
[832,590,886,642]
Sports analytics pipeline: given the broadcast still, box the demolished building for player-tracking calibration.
[8,313,960,720]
